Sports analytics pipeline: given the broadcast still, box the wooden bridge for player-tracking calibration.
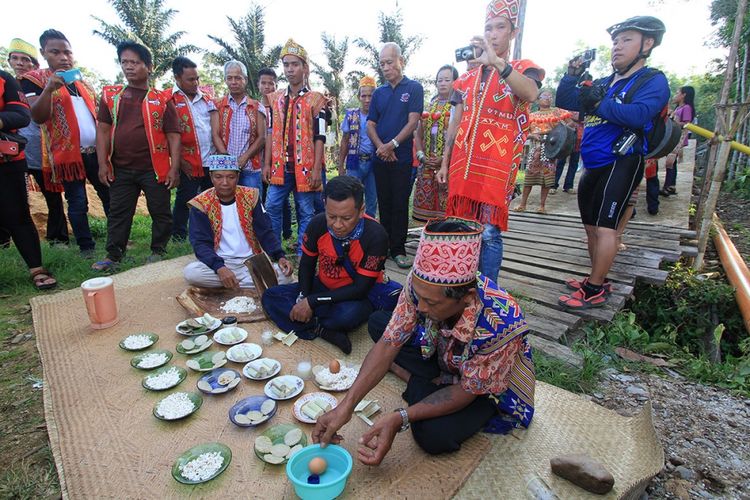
[384,154,698,366]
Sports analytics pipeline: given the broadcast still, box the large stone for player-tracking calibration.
[550,453,615,495]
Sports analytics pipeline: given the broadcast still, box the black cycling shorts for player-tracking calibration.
[577,155,644,229]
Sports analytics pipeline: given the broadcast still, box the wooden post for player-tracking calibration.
[512,0,526,61]
[694,0,748,270]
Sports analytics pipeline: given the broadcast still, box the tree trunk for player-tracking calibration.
[694,0,748,270]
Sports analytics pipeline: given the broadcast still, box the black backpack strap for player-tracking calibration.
[622,68,662,104]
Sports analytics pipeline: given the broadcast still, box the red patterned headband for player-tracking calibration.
[413,217,483,286]
[486,0,519,26]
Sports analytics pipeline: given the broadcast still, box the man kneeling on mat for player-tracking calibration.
[313,218,535,464]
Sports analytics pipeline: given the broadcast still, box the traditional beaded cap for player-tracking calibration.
[413,217,483,286]
[205,154,240,171]
[8,38,38,60]
[359,75,377,88]
[280,38,308,63]
[486,0,520,26]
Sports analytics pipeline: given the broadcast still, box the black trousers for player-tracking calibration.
[29,169,69,244]
[0,167,42,269]
[105,168,172,261]
[368,310,497,455]
[373,160,412,256]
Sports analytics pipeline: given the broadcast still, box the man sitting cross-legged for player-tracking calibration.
[261,175,389,354]
[313,218,535,464]
[183,154,293,289]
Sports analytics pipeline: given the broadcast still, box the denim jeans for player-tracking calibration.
[239,169,264,197]
[555,151,579,191]
[664,164,677,190]
[347,159,378,217]
[261,279,373,338]
[265,171,318,254]
[62,152,110,251]
[646,175,660,214]
[172,170,204,240]
[480,223,503,282]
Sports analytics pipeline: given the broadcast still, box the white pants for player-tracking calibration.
[183,257,292,288]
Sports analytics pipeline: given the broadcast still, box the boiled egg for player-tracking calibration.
[329,359,341,374]
[308,456,328,475]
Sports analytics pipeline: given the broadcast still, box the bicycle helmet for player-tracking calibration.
[607,16,666,74]
[607,16,666,46]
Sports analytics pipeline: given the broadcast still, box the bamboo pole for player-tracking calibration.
[685,123,750,155]
[694,0,748,270]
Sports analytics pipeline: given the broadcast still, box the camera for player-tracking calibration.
[455,46,480,62]
[612,130,638,156]
[580,48,597,64]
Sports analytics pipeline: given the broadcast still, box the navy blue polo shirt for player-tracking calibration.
[367,76,424,164]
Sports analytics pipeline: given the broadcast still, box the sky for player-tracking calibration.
[6,0,727,91]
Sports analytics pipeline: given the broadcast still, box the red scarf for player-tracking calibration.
[22,69,97,192]
[102,85,172,183]
[216,95,260,169]
[166,86,214,177]
[268,88,326,192]
[188,186,262,253]
[447,60,539,231]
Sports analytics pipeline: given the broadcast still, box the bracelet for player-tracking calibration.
[390,138,400,148]
[500,64,513,80]
[416,150,425,162]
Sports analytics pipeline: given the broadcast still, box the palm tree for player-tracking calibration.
[353,9,424,85]
[205,4,281,99]
[92,0,198,81]
[312,33,348,141]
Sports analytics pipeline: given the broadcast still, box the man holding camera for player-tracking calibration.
[437,0,544,283]
[555,16,670,309]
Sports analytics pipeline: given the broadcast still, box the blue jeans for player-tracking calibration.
[172,170,204,240]
[646,175,660,214]
[664,163,677,190]
[265,171,318,254]
[239,169,264,197]
[347,159,378,217]
[261,279,373,338]
[62,179,93,251]
[480,223,503,282]
[555,151,579,191]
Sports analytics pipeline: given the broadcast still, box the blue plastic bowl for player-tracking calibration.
[286,444,352,500]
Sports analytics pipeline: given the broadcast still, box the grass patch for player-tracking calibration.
[535,350,603,394]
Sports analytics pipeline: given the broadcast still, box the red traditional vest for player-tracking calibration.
[22,69,97,192]
[268,88,327,192]
[448,60,539,231]
[187,186,262,253]
[165,85,214,177]
[102,85,172,183]
[216,95,261,170]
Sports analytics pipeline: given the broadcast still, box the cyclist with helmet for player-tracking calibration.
[555,16,670,309]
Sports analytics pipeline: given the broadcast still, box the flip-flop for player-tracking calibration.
[537,208,547,214]
[31,268,57,291]
[92,259,118,272]
[513,206,526,212]
[393,255,413,269]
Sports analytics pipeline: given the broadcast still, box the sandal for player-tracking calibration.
[392,254,413,269]
[513,206,526,212]
[565,277,613,295]
[31,268,57,291]
[537,207,547,214]
[559,288,608,310]
[92,259,118,272]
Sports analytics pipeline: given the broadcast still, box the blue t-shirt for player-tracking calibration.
[367,76,424,164]
[340,109,374,155]
[556,69,670,168]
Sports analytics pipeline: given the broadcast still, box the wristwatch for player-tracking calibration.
[390,138,400,148]
[394,407,410,432]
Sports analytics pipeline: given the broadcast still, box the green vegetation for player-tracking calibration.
[571,262,749,396]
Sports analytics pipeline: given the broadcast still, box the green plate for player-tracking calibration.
[254,423,308,465]
[130,349,173,370]
[118,332,159,351]
[185,351,227,372]
[172,442,231,484]
[175,336,213,355]
[142,365,187,391]
[153,392,203,421]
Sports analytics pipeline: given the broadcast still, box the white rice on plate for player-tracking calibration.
[179,451,224,481]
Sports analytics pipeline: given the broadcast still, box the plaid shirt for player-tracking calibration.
[226,95,265,169]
